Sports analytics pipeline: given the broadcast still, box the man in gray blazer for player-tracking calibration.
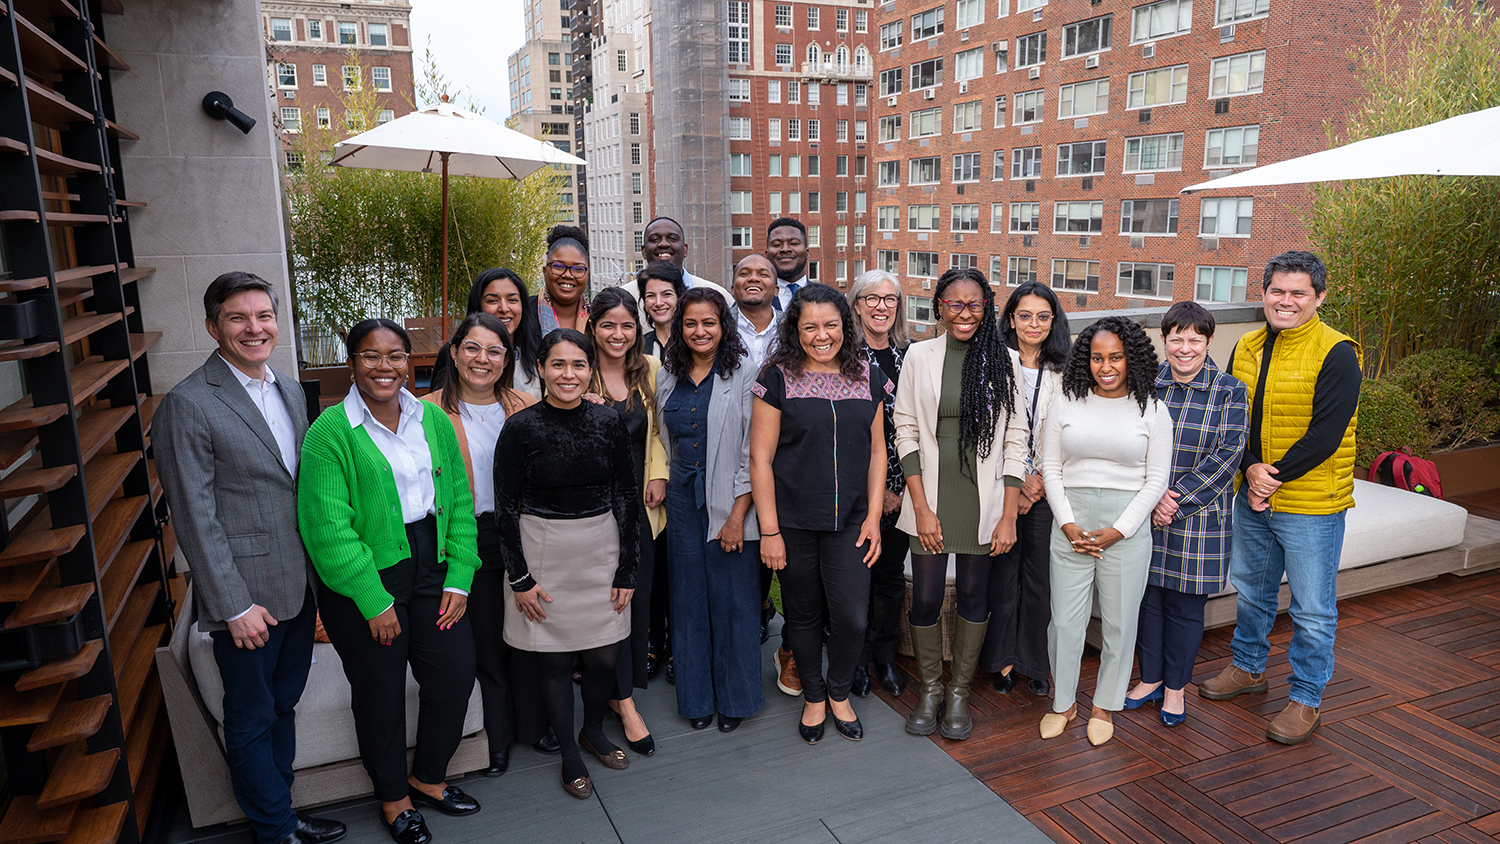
[156,272,344,844]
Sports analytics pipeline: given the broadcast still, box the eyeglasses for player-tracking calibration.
[458,341,507,359]
[860,294,900,308]
[1014,311,1054,325]
[356,351,409,368]
[546,261,589,278]
[939,298,985,316]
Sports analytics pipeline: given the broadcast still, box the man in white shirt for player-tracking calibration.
[766,217,813,311]
[641,216,732,305]
[730,254,782,368]
[156,273,345,844]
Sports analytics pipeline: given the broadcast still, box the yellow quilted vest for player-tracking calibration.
[1232,315,1361,515]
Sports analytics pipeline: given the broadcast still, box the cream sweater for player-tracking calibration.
[1040,391,1173,538]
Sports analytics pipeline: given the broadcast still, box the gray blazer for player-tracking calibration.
[656,359,759,541]
[156,353,311,631]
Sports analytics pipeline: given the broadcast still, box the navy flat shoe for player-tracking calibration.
[1124,686,1164,710]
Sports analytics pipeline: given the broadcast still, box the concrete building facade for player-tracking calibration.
[263,0,415,167]
[869,0,1376,333]
[508,0,582,224]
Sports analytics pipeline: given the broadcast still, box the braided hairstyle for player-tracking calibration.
[1060,315,1159,415]
[933,268,1016,481]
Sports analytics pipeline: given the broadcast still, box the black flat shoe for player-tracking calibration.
[799,716,826,745]
[480,747,509,777]
[645,650,661,679]
[626,734,656,756]
[831,712,863,741]
[872,662,905,695]
[689,714,714,730]
[533,728,561,754]
[850,665,872,698]
[665,656,675,685]
[386,810,430,844]
[294,814,347,844]
[1028,676,1050,697]
[408,784,480,816]
[761,602,776,644]
[993,670,1017,694]
[718,716,742,732]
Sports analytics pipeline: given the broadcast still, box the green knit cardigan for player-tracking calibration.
[297,398,480,619]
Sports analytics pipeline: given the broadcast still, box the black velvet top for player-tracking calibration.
[493,400,640,591]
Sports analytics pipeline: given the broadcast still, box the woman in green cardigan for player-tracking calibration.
[298,319,483,844]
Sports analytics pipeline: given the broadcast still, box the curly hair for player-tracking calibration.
[660,287,747,379]
[545,224,590,257]
[764,283,864,379]
[933,268,1017,481]
[1060,315,1159,415]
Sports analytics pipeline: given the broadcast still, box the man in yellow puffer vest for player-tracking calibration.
[1197,251,1362,746]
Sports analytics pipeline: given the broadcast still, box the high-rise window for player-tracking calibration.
[1053,201,1104,233]
[837,8,849,31]
[953,101,982,132]
[1012,147,1043,179]
[280,107,302,132]
[1196,266,1248,302]
[1016,32,1046,67]
[1200,197,1253,237]
[952,152,981,182]
[775,44,793,66]
[312,64,327,85]
[629,113,641,134]
[1120,199,1179,234]
[911,7,944,40]
[342,66,360,91]
[1117,263,1175,298]
[1052,259,1101,292]
[1056,141,1107,176]
[775,4,792,27]
[1058,79,1109,117]
[954,48,984,81]
[1132,0,1192,42]
[1217,0,1270,25]
[1210,51,1266,97]
[372,67,391,92]
[855,10,868,32]
[338,21,357,44]
[368,23,388,46]
[728,2,750,64]
[956,0,984,28]
[277,63,297,87]
[271,18,292,41]
[1009,203,1041,232]
[1124,133,1185,172]
[1061,15,1111,58]
[307,20,322,40]
[880,21,903,50]
[1127,64,1189,108]
[1204,125,1259,167]
[1015,90,1045,125]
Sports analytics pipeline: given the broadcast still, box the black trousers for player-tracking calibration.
[648,517,671,657]
[317,516,477,802]
[780,520,871,703]
[614,506,656,698]
[1136,584,1210,690]
[862,521,908,665]
[471,515,515,752]
[980,497,1053,680]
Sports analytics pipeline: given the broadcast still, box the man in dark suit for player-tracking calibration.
[156,272,345,844]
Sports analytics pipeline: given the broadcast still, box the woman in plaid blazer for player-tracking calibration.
[1125,303,1248,727]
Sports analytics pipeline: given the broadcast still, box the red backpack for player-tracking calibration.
[1368,448,1444,499]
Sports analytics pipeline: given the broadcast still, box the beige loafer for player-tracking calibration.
[1087,716,1114,746]
[1039,704,1077,739]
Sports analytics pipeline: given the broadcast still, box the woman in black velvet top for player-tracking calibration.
[494,328,639,800]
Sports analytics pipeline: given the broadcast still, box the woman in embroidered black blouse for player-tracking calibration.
[750,284,887,744]
[493,329,639,799]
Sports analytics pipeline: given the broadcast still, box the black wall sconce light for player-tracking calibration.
[202,91,256,134]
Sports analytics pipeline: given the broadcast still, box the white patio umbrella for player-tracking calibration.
[1182,104,1500,194]
[330,99,587,321]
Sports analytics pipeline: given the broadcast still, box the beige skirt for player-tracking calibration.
[502,512,631,653]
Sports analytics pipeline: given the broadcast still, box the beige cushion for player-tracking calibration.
[188,626,484,771]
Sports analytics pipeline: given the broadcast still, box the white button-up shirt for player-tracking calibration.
[733,305,782,368]
[775,275,810,311]
[224,355,298,477]
[344,385,435,523]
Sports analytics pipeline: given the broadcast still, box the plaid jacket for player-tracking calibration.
[1149,359,1249,594]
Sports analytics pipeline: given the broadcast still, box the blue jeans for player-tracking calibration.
[1228,489,1346,708]
[210,587,316,844]
[665,477,765,720]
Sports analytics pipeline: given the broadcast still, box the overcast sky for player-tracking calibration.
[409,0,526,119]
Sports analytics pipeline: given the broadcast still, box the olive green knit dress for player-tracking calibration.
[904,334,986,555]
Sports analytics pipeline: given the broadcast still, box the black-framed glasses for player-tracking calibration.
[860,294,900,308]
[939,298,985,316]
[546,261,589,278]
[356,351,409,368]
[458,341,507,359]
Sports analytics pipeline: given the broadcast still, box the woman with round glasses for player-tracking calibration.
[423,313,538,778]
[536,225,591,333]
[893,268,1028,742]
[846,270,911,698]
[299,319,483,842]
[431,268,544,399]
[980,282,1072,699]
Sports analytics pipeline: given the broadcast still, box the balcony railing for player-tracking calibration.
[801,58,873,82]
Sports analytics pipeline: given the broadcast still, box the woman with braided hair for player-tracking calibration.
[1038,315,1172,747]
[892,267,1029,741]
[534,225,591,333]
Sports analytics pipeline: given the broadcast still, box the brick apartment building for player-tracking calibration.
[264,0,416,166]
[508,0,582,225]
[868,0,1378,334]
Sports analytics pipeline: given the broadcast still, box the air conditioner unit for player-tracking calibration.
[1142,43,1156,59]
[954,233,963,244]
[1084,54,1099,69]
[1032,9,1043,21]
[1028,66,1041,80]
[922,279,932,290]
[992,40,1008,54]
[1220,23,1236,41]
[282,90,296,99]
[886,96,897,107]
[958,81,968,93]
[923,88,935,99]
[960,30,969,42]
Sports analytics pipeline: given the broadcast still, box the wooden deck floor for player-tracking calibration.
[876,565,1500,844]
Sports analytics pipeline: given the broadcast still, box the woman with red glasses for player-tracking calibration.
[893,267,1028,742]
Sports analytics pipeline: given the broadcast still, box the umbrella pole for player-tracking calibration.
[440,152,451,325]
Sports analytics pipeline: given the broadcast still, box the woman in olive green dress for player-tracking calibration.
[892,267,1029,741]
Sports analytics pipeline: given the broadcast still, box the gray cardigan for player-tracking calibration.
[655,359,760,541]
